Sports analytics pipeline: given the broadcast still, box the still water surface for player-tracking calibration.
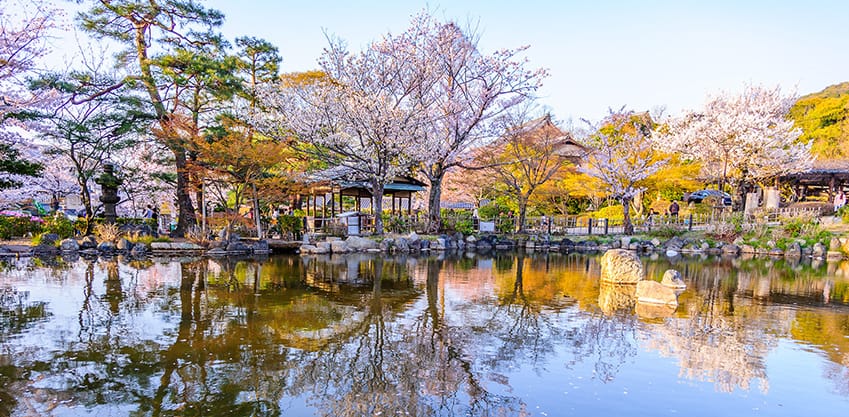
[2,252,849,416]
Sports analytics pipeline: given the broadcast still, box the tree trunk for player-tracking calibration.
[173,148,197,237]
[623,196,634,235]
[426,173,444,233]
[252,184,262,238]
[517,195,529,233]
[372,180,385,235]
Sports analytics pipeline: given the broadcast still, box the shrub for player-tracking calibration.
[647,224,685,239]
[0,213,44,239]
[278,215,304,239]
[94,223,121,242]
[42,214,76,239]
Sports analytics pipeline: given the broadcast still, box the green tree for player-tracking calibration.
[789,82,849,159]
[78,0,230,236]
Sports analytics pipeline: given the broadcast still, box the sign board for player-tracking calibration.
[479,221,495,233]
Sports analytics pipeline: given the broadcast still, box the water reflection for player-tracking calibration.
[0,253,848,415]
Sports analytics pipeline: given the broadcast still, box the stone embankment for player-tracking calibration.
[0,233,271,258]
[298,233,848,261]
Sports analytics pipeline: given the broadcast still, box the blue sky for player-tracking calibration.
[58,0,849,123]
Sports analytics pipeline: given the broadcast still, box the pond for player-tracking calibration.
[1,252,849,416]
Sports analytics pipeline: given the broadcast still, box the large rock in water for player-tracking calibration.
[636,280,679,306]
[59,238,79,252]
[660,269,686,289]
[600,249,644,283]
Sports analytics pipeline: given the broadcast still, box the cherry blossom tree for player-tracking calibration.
[0,0,61,188]
[656,84,810,194]
[580,110,667,235]
[259,40,428,235]
[395,12,547,232]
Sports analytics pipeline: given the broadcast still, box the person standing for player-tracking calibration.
[834,191,846,212]
[668,200,680,219]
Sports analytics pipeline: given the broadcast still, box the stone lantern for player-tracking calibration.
[95,163,123,224]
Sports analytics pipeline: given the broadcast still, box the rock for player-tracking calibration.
[326,236,341,242]
[784,242,802,258]
[768,248,785,257]
[741,244,756,254]
[420,239,431,250]
[600,249,644,284]
[330,240,350,253]
[610,240,621,249]
[40,233,60,246]
[251,240,270,253]
[150,242,204,251]
[721,244,740,256]
[636,280,679,306]
[435,238,447,250]
[651,238,662,247]
[395,237,410,253]
[316,241,332,253]
[345,236,378,251]
[620,236,631,248]
[224,241,250,252]
[299,244,317,254]
[130,244,148,257]
[813,242,827,258]
[79,236,98,249]
[407,232,420,243]
[117,238,133,251]
[380,238,393,252]
[628,242,640,251]
[830,238,842,251]
[465,235,477,244]
[661,269,686,289]
[98,241,116,253]
[32,244,57,255]
[59,238,79,252]
[827,251,843,261]
[665,249,679,257]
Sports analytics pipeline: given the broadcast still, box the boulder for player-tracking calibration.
[345,236,378,251]
[721,244,740,256]
[620,236,631,248]
[827,251,843,261]
[768,248,785,257]
[610,240,621,249]
[98,241,116,253]
[600,249,644,284]
[650,238,662,247]
[130,244,148,257]
[32,244,58,255]
[636,280,678,306]
[330,240,350,253]
[395,237,410,253]
[251,240,270,253]
[830,237,841,252]
[299,244,317,254]
[40,233,60,246]
[785,242,804,258]
[316,241,332,253]
[435,238,447,250]
[407,232,420,243]
[420,239,431,250]
[813,242,827,258]
[661,269,686,289]
[741,244,756,254]
[628,242,640,251]
[59,238,79,252]
[79,236,98,249]
[116,238,133,251]
[465,235,477,244]
[380,238,393,252]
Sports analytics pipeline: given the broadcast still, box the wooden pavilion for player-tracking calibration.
[781,159,849,202]
[301,166,427,233]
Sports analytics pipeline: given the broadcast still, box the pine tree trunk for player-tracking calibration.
[173,149,197,237]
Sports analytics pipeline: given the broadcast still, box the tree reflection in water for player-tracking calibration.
[0,253,848,415]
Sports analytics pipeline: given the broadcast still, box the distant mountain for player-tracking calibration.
[789,82,849,159]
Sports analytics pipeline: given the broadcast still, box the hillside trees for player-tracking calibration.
[657,84,810,195]
[789,82,849,159]
[579,110,666,235]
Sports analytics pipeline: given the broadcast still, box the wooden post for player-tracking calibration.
[587,218,593,235]
[603,218,609,235]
